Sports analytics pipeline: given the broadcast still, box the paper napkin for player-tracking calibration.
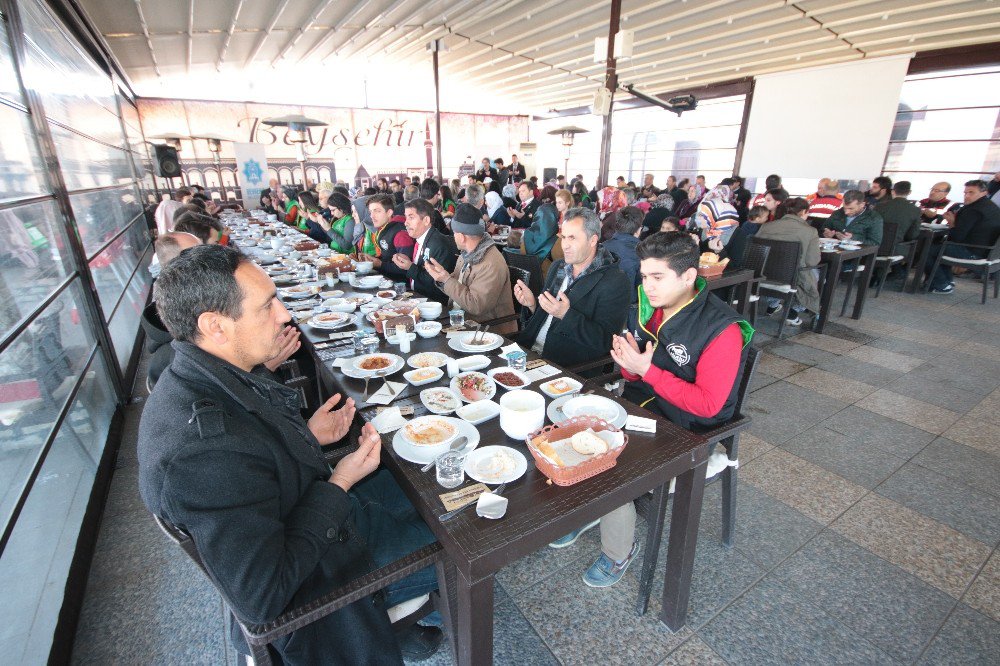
[370,406,407,434]
[525,364,560,382]
[624,415,657,433]
[366,381,406,405]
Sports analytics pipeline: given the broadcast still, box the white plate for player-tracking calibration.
[279,285,316,299]
[420,387,462,414]
[548,394,627,428]
[456,355,491,372]
[350,353,405,377]
[391,417,480,465]
[403,367,445,386]
[345,294,374,305]
[450,372,497,403]
[266,266,294,276]
[308,313,354,330]
[319,289,345,299]
[538,376,583,398]
[487,367,531,390]
[456,331,504,353]
[456,399,501,425]
[464,446,527,485]
[407,352,451,369]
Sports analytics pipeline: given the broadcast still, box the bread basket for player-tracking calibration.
[526,416,628,486]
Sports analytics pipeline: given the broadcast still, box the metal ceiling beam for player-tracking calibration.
[271,0,340,66]
[216,0,245,71]
[295,2,368,65]
[186,0,194,72]
[337,0,422,60]
[244,0,291,67]
[132,0,160,77]
[344,0,413,59]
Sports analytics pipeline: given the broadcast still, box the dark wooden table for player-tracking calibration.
[814,244,879,334]
[242,232,713,665]
[906,224,950,293]
[702,268,755,316]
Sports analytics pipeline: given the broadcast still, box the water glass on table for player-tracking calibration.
[449,309,465,327]
[361,336,380,355]
[393,282,407,297]
[436,450,466,488]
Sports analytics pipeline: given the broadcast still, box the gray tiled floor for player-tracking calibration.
[72,279,1000,664]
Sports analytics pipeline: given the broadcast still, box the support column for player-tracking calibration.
[432,40,444,179]
[597,0,622,188]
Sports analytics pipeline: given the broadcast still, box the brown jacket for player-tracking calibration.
[754,214,822,313]
[440,243,518,334]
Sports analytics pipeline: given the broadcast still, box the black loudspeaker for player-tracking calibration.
[543,167,557,182]
[153,144,181,178]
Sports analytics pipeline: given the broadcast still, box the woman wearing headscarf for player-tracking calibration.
[351,195,372,246]
[279,186,299,225]
[694,184,740,246]
[485,191,510,228]
[675,182,706,221]
[572,181,592,208]
[259,191,277,216]
[439,185,456,218]
[323,192,356,254]
[501,183,518,210]
[598,185,627,220]
[643,193,676,235]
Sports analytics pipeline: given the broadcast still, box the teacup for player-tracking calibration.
[499,390,545,440]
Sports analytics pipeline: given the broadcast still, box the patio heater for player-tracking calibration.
[260,115,328,188]
[191,133,231,201]
[547,126,589,183]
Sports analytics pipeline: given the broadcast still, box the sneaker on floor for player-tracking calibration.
[765,304,782,316]
[549,519,599,549]
[785,314,803,326]
[396,624,444,662]
[582,542,639,588]
[931,285,954,294]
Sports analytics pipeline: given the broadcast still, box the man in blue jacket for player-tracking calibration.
[602,206,644,301]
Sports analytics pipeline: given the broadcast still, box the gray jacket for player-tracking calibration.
[755,214,822,313]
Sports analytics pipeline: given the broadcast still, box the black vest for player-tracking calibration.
[623,287,749,431]
[376,220,407,256]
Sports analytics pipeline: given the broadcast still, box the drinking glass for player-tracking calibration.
[393,282,407,297]
[449,309,465,327]
[352,331,369,353]
[436,451,466,489]
[361,336,379,354]
[506,351,527,371]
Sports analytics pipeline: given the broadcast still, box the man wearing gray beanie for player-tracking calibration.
[424,204,517,334]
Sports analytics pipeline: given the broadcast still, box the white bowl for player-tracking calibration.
[499,390,545,439]
[417,302,443,320]
[322,298,357,313]
[359,302,380,314]
[415,321,443,338]
[456,400,501,425]
[354,260,374,274]
[338,271,356,283]
[403,366,444,386]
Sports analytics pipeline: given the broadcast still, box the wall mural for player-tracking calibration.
[137,98,529,202]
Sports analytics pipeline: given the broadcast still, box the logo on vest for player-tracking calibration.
[666,343,690,366]
[379,239,389,250]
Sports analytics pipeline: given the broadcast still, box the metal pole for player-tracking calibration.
[597,0,622,188]
[214,153,227,201]
[432,40,443,179]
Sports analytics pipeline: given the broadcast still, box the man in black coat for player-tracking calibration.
[137,245,442,664]
[925,179,1000,293]
[514,207,630,367]
[392,198,458,303]
[509,154,527,183]
[474,157,497,183]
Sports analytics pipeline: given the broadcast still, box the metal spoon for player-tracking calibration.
[420,436,469,473]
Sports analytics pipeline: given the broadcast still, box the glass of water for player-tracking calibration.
[436,450,466,489]
[449,309,465,327]
[361,336,379,355]
[352,331,370,353]
[506,351,527,371]
[393,282,407,297]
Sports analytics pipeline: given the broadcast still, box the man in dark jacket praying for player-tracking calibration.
[137,245,442,664]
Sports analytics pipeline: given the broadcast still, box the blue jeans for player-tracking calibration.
[350,470,439,613]
[925,244,980,290]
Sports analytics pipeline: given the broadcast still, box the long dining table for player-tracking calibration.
[231,220,713,665]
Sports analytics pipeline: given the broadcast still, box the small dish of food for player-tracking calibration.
[539,377,583,398]
[420,387,461,414]
[450,371,497,402]
[487,367,530,390]
[403,366,444,386]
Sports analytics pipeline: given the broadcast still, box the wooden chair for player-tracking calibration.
[923,234,1000,304]
[153,515,446,665]
[871,221,917,297]
[634,345,760,616]
[749,237,801,338]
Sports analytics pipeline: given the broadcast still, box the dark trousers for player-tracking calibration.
[351,469,438,610]
[924,244,980,290]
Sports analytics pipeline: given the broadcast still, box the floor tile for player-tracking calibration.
[883,376,986,413]
[857,389,961,436]
[516,562,691,665]
[916,604,1000,666]
[941,417,1000,457]
[496,526,598,595]
[952,338,1000,362]
[837,317,902,337]
[964,551,1000,623]
[782,426,907,489]
[737,432,774,465]
[888,325,963,349]
[875,463,1000,545]
[865,334,949,361]
[771,531,955,663]
[740,449,868,524]
[911,352,1000,393]
[966,388,1000,426]
[765,341,841,367]
[745,381,848,444]
[757,352,809,379]
[791,332,864,355]
[748,370,780,393]
[660,635,728,666]
[819,405,937,458]
[814,353,906,388]
[784,367,877,404]
[699,577,894,665]
[830,494,991,598]
[809,321,877,345]
[911,438,1000,498]
[845,345,925,372]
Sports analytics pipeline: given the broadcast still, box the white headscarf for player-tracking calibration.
[485,191,504,217]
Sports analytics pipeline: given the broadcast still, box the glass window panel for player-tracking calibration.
[68,185,143,257]
[0,19,23,107]
[89,220,150,317]
[0,351,114,664]
[0,201,78,340]
[880,172,982,202]
[884,140,1000,174]
[898,69,1000,111]
[48,125,133,192]
[19,0,119,127]
[0,104,47,202]
[107,249,153,371]
[893,108,1000,142]
[0,279,97,536]
[119,96,140,134]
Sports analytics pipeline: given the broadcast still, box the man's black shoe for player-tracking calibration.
[397,624,444,662]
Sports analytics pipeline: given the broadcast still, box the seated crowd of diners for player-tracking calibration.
[142,165,1000,663]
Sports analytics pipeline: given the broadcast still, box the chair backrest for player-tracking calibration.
[741,242,771,280]
[503,250,544,295]
[988,231,1000,260]
[878,221,898,256]
[733,345,761,416]
[509,266,531,315]
[750,237,801,286]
